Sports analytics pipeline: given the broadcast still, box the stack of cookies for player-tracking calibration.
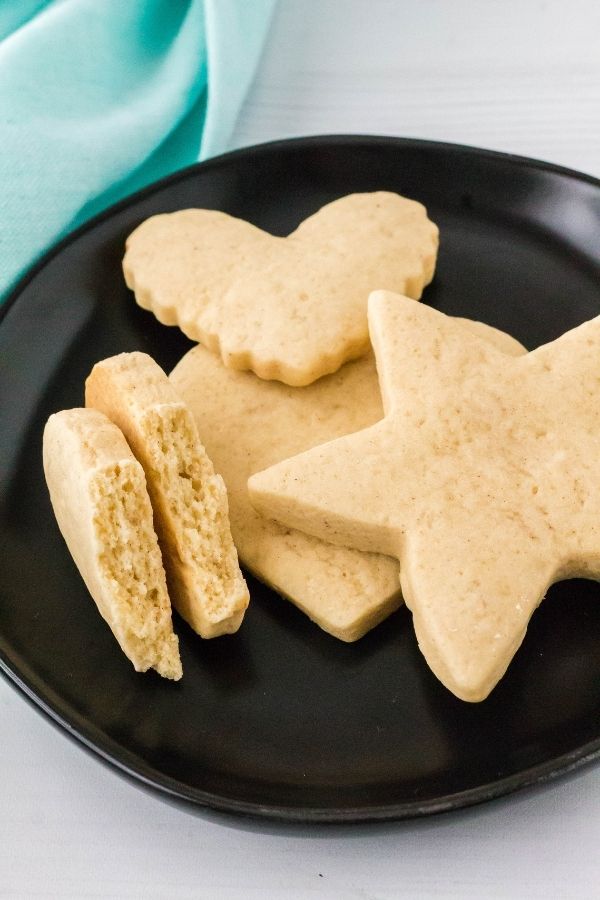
[45,191,600,703]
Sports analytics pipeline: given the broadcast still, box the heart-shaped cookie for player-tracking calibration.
[124,192,438,386]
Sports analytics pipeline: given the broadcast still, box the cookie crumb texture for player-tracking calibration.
[141,404,249,634]
[89,463,181,679]
[123,192,439,386]
[86,353,249,638]
[43,409,182,680]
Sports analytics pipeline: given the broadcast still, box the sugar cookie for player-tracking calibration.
[43,408,182,679]
[124,193,438,386]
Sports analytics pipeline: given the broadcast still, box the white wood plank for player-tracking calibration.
[232,0,600,176]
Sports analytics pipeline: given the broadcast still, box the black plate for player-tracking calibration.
[1,136,600,824]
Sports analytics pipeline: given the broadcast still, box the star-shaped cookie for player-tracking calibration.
[123,192,438,386]
[249,290,600,701]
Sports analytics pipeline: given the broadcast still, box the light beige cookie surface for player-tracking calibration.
[123,192,439,386]
[43,408,182,680]
[86,353,249,639]
[171,319,524,642]
[249,291,600,702]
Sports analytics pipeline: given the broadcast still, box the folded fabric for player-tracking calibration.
[0,0,275,303]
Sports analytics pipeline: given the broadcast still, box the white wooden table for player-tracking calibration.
[2,1,599,897]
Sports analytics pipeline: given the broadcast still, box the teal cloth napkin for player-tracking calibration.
[0,0,275,303]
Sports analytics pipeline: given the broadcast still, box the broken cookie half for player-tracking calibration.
[43,408,182,680]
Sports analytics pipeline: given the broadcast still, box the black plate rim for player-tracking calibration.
[2,134,600,824]
[3,656,600,824]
